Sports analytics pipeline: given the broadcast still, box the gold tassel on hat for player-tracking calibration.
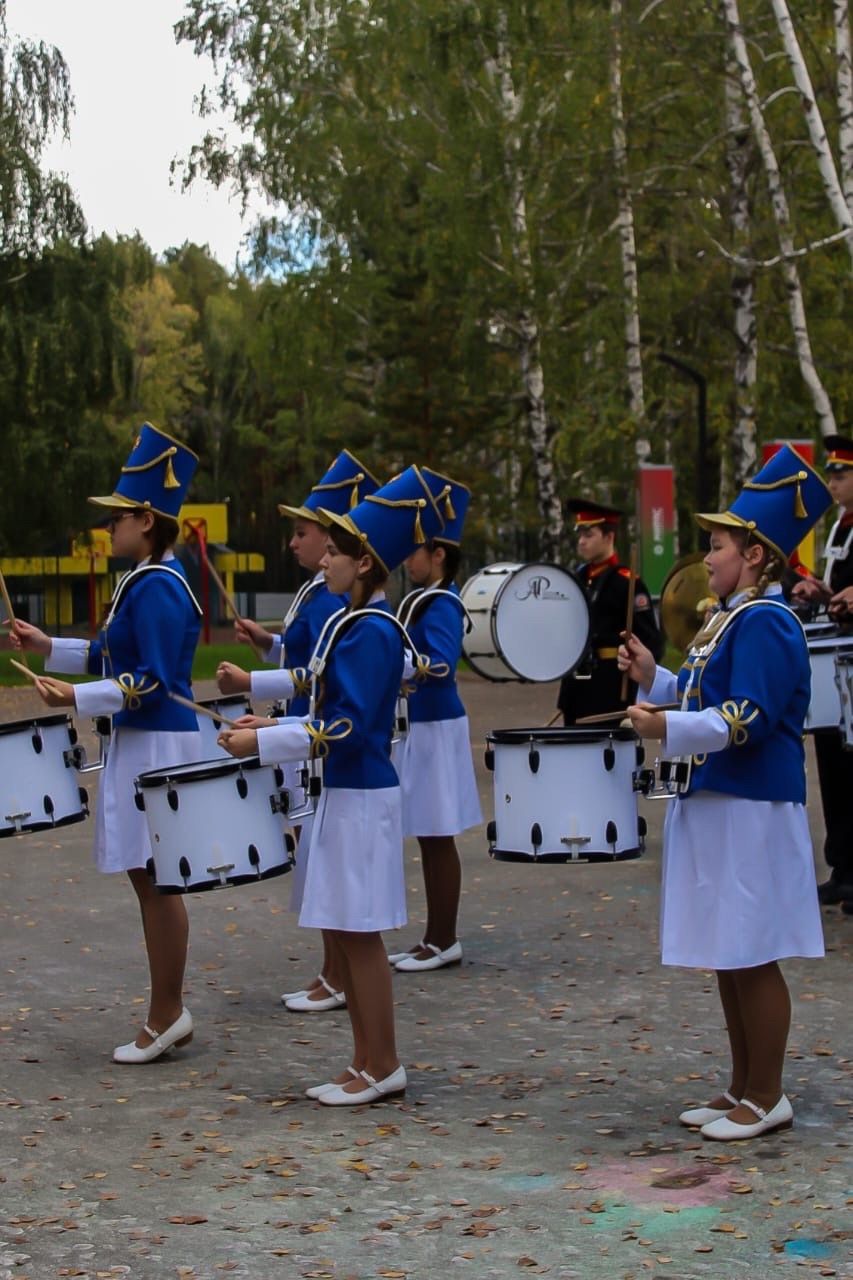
[312,472,366,510]
[743,469,808,519]
[122,445,181,488]
[366,494,429,544]
[441,485,456,522]
[164,453,180,489]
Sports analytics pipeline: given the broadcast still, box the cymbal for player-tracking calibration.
[660,553,716,653]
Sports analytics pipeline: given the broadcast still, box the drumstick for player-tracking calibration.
[202,554,265,662]
[576,703,680,724]
[545,709,562,727]
[619,544,639,702]
[9,657,39,683]
[168,691,244,729]
[0,569,30,669]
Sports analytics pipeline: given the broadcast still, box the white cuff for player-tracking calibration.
[46,637,91,675]
[664,707,729,757]
[639,665,678,705]
[73,678,124,717]
[250,667,296,701]
[257,722,310,766]
[266,635,282,663]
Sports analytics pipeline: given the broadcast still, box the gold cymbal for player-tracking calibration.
[660,553,716,653]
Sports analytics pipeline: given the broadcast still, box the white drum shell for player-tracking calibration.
[195,695,252,759]
[487,729,642,861]
[461,562,590,682]
[0,716,87,837]
[137,758,293,892]
[836,655,853,748]
[804,635,853,731]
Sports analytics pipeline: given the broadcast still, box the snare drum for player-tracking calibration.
[484,727,644,861]
[135,757,295,892]
[460,563,590,682]
[0,714,89,837]
[835,654,853,749]
[195,694,253,759]
[804,628,853,731]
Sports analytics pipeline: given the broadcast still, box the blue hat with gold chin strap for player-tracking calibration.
[278,449,380,522]
[321,465,445,573]
[696,442,832,560]
[89,423,198,521]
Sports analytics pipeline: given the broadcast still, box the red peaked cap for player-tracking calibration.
[567,498,621,529]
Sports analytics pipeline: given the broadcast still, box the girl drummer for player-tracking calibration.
[619,445,830,1141]
[219,466,444,1104]
[9,425,203,1064]
[216,450,378,1012]
[388,467,482,972]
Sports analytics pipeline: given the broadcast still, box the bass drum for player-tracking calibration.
[460,562,589,682]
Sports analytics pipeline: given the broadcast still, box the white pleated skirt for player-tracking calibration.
[288,811,314,914]
[660,791,825,969]
[396,716,483,838]
[94,727,203,874]
[298,786,405,932]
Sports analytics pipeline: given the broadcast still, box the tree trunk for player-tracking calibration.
[485,10,563,558]
[721,0,837,437]
[835,0,853,216]
[724,39,757,499]
[771,0,853,271]
[609,0,647,455]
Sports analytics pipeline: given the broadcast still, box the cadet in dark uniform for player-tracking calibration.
[791,435,853,911]
[557,501,663,725]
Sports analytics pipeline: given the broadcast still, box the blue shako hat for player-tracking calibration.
[697,443,832,560]
[420,467,471,546]
[89,423,198,521]
[322,465,445,573]
[278,449,380,523]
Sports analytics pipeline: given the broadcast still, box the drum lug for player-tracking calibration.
[635,743,646,767]
[63,745,87,770]
[633,768,656,795]
[134,789,146,812]
[285,832,297,855]
[179,856,192,884]
[486,819,496,845]
[247,844,261,871]
[78,786,89,813]
[273,766,284,788]
[606,820,618,847]
[270,790,292,816]
[308,775,323,798]
[31,731,43,755]
[236,775,249,800]
[531,822,542,852]
[145,856,156,883]
[43,794,55,818]
[528,748,540,774]
[484,748,494,771]
[603,745,615,772]
[638,814,647,851]
[167,787,179,812]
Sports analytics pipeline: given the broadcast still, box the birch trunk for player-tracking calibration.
[724,40,757,498]
[484,11,563,557]
[771,0,853,270]
[721,0,837,437]
[835,0,853,216]
[609,0,647,454]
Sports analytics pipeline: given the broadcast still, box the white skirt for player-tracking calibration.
[397,716,483,838]
[298,786,405,932]
[660,791,825,969]
[288,811,314,914]
[94,727,203,874]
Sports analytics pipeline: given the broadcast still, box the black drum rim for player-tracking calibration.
[487,725,638,745]
[0,713,73,738]
[137,755,266,789]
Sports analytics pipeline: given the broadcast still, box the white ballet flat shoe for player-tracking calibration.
[113,1008,193,1065]
[305,1066,360,1100]
[395,940,462,972]
[678,1089,738,1127]
[285,976,346,1012]
[281,974,325,1004]
[318,1064,407,1106]
[387,942,424,966]
[701,1094,793,1141]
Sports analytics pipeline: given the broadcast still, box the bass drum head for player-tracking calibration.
[493,563,590,681]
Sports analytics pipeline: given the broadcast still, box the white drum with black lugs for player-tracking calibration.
[0,714,89,838]
[135,757,295,892]
[195,694,253,759]
[460,562,590,682]
[485,727,645,862]
[803,624,853,732]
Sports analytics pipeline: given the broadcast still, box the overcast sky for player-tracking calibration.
[6,0,269,267]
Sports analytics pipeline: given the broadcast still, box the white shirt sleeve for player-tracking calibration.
[639,665,678,705]
[250,667,296,701]
[664,707,729,757]
[402,648,415,682]
[74,678,124,717]
[256,721,311,765]
[266,635,282,664]
[46,637,91,675]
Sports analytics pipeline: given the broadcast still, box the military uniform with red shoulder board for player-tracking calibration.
[557,501,663,724]
[812,435,853,908]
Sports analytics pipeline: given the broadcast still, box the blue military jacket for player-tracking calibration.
[86,563,202,731]
[404,584,466,723]
[676,594,810,804]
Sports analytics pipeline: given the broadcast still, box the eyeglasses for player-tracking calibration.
[105,512,137,531]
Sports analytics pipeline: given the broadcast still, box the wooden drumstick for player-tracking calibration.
[9,657,39,683]
[576,703,679,725]
[619,543,639,702]
[544,709,563,727]
[168,691,243,729]
[0,569,30,669]
[202,555,265,662]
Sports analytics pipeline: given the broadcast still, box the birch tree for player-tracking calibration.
[771,0,853,271]
[721,0,837,436]
[835,0,853,216]
[609,0,647,459]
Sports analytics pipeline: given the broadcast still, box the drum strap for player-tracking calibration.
[281,575,323,640]
[397,587,474,634]
[105,564,203,626]
[309,608,421,680]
